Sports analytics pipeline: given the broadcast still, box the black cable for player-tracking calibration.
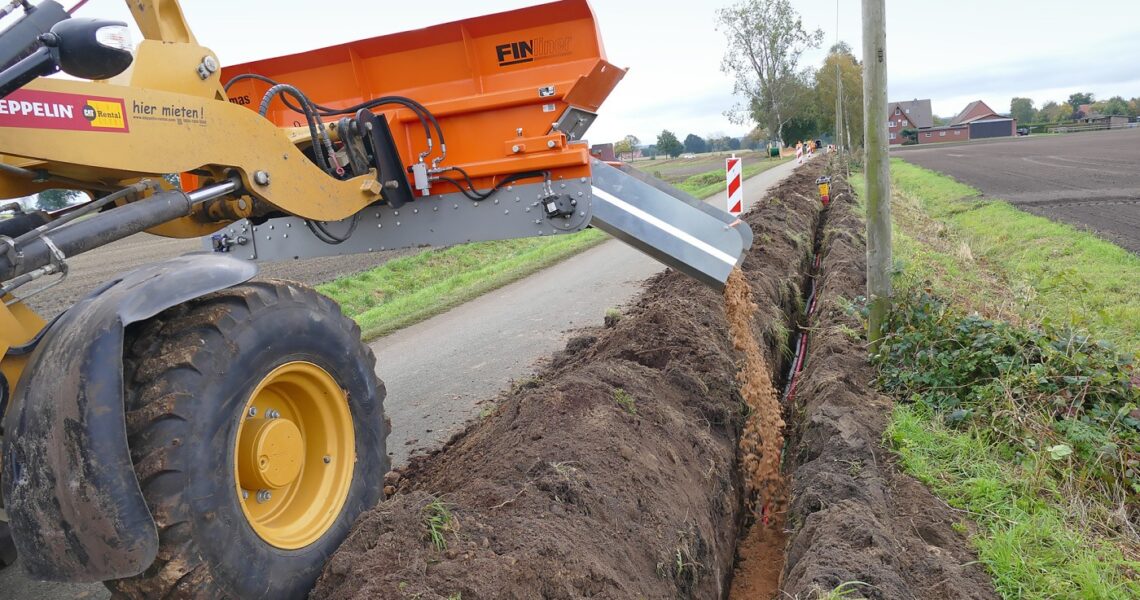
[304,214,359,245]
[226,74,441,158]
[257,83,331,173]
[433,168,548,202]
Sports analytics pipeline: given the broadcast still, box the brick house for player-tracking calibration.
[947,100,1015,139]
[888,99,932,145]
[916,124,969,144]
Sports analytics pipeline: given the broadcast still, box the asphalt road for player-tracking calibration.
[0,158,801,598]
[895,128,1140,254]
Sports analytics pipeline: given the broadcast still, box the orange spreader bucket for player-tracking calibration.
[220,0,625,189]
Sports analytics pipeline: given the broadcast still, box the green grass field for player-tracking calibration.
[853,160,1140,599]
[901,160,1138,354]
[320,155,789,340]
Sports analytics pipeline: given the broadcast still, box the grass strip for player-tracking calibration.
[320,158,789,340]
[850,160,1140,598]
[888,404,1139,599]
[318,230,604,340]
[677,157,790,198]
[890,158,1140,355]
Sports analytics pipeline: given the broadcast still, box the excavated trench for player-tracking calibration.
[312,160,997,599]
[725,171,829,599]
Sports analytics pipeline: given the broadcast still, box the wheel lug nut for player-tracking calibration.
[266,409,280,419]
[256,490,272,503]
[242,490,249,499]
[323,455,331,464]
[248,407,257,417]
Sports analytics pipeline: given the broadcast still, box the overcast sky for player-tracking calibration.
[65,0,1140,145]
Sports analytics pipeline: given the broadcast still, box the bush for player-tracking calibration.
[872,288,1139,501]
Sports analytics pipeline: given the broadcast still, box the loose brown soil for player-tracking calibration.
[724,270,784,515]
[723,270,788,600]
[312,160,999,599]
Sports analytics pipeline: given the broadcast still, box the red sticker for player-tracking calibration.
[0,89,129,133]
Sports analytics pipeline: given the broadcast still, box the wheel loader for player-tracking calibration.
[0,0,753,597]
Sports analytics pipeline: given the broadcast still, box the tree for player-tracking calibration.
[1010,97,1035,124]
[827,41,853,56]
[741,126,767,150]
[717,0,824,146]
[781,115,819,146]
[1038,101,1069,123]
[35,189,82,211]
[683,133,707,154]
[1067,92,1093,112]
[900,128,918,145]
[613,138,633,156]
[1099,96,1129,116]
[656,130,683,158]
[612,133,641,158]
[727,137,742,150]
[811,42,863,148]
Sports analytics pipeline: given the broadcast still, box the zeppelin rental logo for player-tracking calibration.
[0,89,129,132]
[495,35,573,67]
[82,100,126,129]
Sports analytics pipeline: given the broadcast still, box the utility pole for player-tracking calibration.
[862,0,891,350]
[834,0,843,156]
[835,66,843,155]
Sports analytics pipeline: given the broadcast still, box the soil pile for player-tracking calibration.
[777,169,998,599]
[311,166,825,599]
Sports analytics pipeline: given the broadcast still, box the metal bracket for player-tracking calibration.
[550,106,598,141]
[0,235,20,273]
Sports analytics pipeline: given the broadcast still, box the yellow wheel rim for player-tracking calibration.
[234,361,355,549]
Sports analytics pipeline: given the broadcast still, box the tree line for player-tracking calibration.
[1010,93,1139,124]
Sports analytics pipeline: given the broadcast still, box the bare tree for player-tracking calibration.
[717,0,823,146]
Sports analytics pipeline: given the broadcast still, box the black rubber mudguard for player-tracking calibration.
[1,254,256,581]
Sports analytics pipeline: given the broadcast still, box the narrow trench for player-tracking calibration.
[725,195,832,600]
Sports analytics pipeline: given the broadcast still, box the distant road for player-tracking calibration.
[896,128,1140,254]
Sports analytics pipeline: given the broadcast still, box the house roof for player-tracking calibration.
[890,99,933,128]
[949,100,1003,126]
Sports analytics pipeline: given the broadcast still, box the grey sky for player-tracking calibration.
[60,1,1140,145]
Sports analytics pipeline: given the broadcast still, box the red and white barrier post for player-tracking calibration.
[726,155,742,216]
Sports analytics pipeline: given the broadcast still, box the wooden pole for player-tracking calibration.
[834,0,843,156]
[862,0,891,350]
[835,65,843,155]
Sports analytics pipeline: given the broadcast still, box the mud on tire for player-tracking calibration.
[105,280,388,599]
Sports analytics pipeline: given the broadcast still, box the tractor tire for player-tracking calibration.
[105,280,388,599]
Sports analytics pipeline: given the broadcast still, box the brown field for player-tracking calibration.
[896,128,1140,253]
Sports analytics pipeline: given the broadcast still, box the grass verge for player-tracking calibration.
[320,159,789,340]
[318,230,604,340]
[889,159,1140,354]
[888,403,1139,599]
[676,157,790,198]
[848,162,1140,598]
